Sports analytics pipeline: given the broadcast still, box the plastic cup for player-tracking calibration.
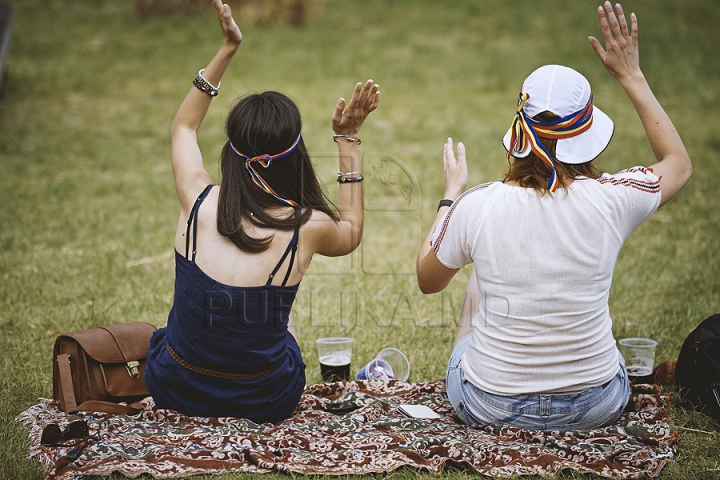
[618,338,657,377]
[356,347,410,382]
[316,337,353,382]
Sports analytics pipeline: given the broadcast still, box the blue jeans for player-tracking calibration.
[446,334,630,432]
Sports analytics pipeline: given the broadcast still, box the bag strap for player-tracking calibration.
[57,353,145,415]
[69,399,145,415]
[99,324,142,379]
[99,325,134,362]
[56,353,78,413]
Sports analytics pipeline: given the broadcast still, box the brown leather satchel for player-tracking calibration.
[53,322,157,415]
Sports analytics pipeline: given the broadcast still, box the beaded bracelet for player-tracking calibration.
[193,69,221,97]
[333,134,362,145]
[337,175,364,183]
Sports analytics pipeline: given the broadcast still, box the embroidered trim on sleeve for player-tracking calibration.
[619,166,654,175]
[432,182,494,256]
[597,173,660,194]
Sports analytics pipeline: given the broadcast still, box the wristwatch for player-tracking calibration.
[437,199,454,211]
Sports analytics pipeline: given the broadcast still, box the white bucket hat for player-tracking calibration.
[502,65,614,165]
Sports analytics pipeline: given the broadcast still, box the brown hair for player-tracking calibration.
[217,91,339,253]
[504,111,602,194]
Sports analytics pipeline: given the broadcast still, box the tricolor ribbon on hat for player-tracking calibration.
[229,134,302,208]
[507,92,594,192]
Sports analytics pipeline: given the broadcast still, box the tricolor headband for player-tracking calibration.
[229,134,302,208]
[507,92,594,192]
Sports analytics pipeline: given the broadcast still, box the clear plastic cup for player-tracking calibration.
[618,337,657,377]
[356,347,410,382]
[316,337,353,382]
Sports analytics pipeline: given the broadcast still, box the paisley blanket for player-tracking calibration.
[17,380,679,480]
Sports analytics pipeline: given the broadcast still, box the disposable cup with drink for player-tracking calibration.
[316,337,353,382]
[618,337,657,378]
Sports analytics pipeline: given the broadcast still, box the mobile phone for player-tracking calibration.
[325,401,360,415]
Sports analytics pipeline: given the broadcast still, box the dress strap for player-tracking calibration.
[266,216,301,287]
[184,185,215,262]
[280,227,299,287]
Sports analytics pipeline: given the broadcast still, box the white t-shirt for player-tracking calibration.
[432,167,661,395]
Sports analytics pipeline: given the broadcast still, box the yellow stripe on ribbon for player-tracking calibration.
[507,93,594,192]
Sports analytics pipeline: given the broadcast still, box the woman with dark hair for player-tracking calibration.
[145,0,380,423]
[416,2,691,431]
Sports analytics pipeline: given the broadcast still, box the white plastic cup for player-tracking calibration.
[356,347,410,382]
[316,337,353,382]
[618,337,657,377]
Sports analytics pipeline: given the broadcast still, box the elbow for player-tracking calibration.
[332,224,362,257]
[416,266,440,295]
[417,280,437,295]
[677,154,693,190]
[347,239,362,255]
[417,276,430,294]
[417,277,443,295]
[348,224,363,253]
[416,256,457,295]
[344,221,363,253]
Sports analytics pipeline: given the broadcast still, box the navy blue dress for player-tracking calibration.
[145,185,306,423]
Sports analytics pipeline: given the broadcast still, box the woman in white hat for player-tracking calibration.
[416,2,691,431]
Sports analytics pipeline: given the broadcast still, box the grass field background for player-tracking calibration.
[1,0,719,478]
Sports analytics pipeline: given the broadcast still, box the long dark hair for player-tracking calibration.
[218,91,339,253]
[504,111,602,194]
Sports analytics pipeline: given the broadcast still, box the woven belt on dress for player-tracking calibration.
[166,342,280,380]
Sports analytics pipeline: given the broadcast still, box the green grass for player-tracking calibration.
[1,0,719,478]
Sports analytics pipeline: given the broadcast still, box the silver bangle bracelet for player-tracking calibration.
[333,134,361,145]
[193,68,221,97]
[337,170,361,177]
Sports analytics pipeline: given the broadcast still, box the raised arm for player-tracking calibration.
[171,0,243,213]
[310,80,380,257]
[416,138,467,294]
[589,2,691,207]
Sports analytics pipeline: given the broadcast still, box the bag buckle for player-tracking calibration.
[126,361,140,379]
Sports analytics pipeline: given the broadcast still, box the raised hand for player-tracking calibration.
[212,0,242,46]
[443,138,468,201]
[588,2,691,208]
[332,80,380,136]
[588,2,639,81]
